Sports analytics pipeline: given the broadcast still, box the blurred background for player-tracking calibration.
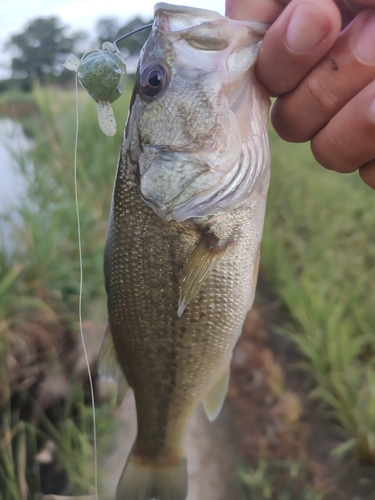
[1,1,375,499]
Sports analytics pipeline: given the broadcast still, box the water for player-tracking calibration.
[0,118,31,212]
[0,118,32,251]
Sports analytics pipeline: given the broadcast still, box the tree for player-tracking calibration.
[96,17,121,48]
[95,16,153,57]
[5,17,87,85]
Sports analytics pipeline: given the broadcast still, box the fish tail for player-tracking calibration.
[116,452,188,500]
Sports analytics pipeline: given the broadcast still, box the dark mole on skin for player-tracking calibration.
[331,59,338,71]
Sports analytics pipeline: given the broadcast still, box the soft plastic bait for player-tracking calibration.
[64,43,127,136]
[64,25,152,136]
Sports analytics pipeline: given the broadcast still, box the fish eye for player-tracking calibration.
[148,69,163,88]
[139,63,168,97]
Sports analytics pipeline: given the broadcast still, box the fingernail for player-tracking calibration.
[355,13,375,64]
[286,4,330,53]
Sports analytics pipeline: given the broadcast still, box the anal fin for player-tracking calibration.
[178,231,228,317]
[202,366,230,421]
[98,325,129,407]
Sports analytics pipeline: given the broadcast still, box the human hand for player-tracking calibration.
[225,0,375,189]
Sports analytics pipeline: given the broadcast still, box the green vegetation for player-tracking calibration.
[0,86,130,496]
[96,16,153,54]
[5,84,131,309]
[262,129,375,463]
[0,385,113,499]
[0,90,37,108]
[1,83,375,496]
[239,458,323,500]
[4,17,86,88]
[1,13,151,93]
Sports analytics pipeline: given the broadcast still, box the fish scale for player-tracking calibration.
[105,163,265,452]
[98,3,270,499]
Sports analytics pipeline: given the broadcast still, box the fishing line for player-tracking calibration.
[73,72,99,500]
[64,23,153,498]
[113,23,153,50]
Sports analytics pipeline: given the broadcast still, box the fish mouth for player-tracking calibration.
[154,2,268,35]
[154,3,223,31]
[153,3,232,51]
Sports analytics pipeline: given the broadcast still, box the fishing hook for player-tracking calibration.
[114,24,153,51]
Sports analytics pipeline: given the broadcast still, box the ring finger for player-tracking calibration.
[311,78,375,189]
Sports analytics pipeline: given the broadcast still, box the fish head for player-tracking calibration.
[126,2,271,221]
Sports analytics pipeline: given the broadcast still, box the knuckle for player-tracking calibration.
[311,128,358,173]
[305,72,340,115]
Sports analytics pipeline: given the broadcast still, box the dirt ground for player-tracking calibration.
[98,278,375,499]
[8,277,375,499]
[96,300,314,500]
[100,389,238,500]
[227,279,375,500]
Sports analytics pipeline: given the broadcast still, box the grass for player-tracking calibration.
[1,82,375,496]
[0,86,128,496]
[0,89,38,119]
[262,128,375,463]
[239,457,323,500]
[0,90,37,108]
[0,389,115,499]
[3,84,132,312]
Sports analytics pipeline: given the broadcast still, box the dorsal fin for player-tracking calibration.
[98,325,129,407]
[178,231,228,317]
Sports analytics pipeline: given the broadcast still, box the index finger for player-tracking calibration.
[227,0,342,97]
[225,0,288,22]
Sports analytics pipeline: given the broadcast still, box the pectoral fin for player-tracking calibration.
[98,325,129,407]
[202,367,230,421]
[178,231,228,317]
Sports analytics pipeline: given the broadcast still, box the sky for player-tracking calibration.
[0,0,225,78]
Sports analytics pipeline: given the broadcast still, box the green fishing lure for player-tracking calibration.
[64,24,152,136]
[64,43,127,136]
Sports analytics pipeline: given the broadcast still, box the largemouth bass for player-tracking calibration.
[99,3,270,499]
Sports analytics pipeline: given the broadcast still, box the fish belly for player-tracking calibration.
[105,167,265,460]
